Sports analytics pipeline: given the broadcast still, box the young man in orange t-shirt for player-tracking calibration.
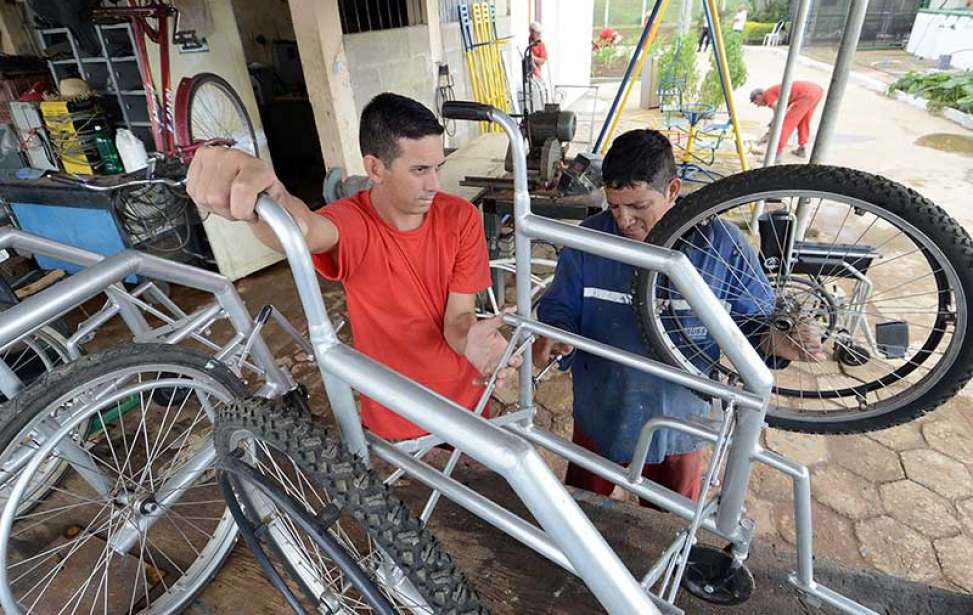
[186,93,519,439]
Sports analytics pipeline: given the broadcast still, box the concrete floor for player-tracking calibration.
[45,44,973,614]
[559,44,973,598]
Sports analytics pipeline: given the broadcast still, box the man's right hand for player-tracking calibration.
[186,146,287,222]
[532,336,573,367]
[186,147,337,254]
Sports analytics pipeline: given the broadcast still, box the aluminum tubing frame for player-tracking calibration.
[254,197,661,615]
[0,228,291,398]
[492,103,775,536]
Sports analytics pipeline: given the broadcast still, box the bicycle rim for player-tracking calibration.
[641,188,966,426]
[221,429,434,613]
[0,360,241,614]
[185,75,257,156]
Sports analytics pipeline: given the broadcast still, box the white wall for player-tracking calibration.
[343,16,516,147]
[343,25,437,116]
[907,11,973,70]
[536,0,594,88]
[145,0,282,280]
[535,0,594,104]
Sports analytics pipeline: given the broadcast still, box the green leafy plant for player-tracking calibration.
[889,70,973,114]
[592,43,635,79]
[748,0,789,23]
[699,30,748,109]
[653,33,700,99]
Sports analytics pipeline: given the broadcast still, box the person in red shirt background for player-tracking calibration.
[529,21,547,79]
[750,80,825,158]
[186,93,520,440]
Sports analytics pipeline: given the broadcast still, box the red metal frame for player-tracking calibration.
[92,2,185,156]
[90,1,236,161]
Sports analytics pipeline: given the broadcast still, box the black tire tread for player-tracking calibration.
[214,397,488,614]
[633,164,973,434]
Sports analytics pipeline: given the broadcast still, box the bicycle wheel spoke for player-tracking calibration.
[636,173,969,430]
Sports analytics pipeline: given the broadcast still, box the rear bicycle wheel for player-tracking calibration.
[0,326,73,402]
[174,72,258,156]
[0,344,246,614]
[633,165,973,434]
[0,327,77,511]
[215,397,488,614]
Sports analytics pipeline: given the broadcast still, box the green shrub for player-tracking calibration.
[889,70,973,114]
[699,30,748,109]
[742,21,776,44]
[749,0,790,23]
[652,33,700,99]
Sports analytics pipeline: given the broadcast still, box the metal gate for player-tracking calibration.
[802,0,921,48]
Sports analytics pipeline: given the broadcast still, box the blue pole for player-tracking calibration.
[591,0,667,153]
[702,0,729,107]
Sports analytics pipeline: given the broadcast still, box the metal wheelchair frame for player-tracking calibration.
[257,102,878,615]
[0,102,880,614]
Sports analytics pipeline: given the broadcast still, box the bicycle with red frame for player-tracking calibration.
[92,1,258,161]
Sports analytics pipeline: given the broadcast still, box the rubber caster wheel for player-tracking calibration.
[682,545,755,605]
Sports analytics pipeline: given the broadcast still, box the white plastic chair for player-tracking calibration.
[763,21,784,46]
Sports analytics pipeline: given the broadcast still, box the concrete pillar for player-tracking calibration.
[808,0,870,165]
[425,0,444,68]
[678,0,695,37]
[289,0,363,174]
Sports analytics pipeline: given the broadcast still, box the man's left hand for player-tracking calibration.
[759,321,827,362]
[464,313,523,387]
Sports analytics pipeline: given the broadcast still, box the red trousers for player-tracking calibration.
[565,425,704,506]
[776,88,823,153]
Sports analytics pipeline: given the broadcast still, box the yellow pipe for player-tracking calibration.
[472,3,500,131]
[473,4,496,124]
[598,0,672,154]
[684,125,696,164]
[465,49,489,133]
[704,0,749,171]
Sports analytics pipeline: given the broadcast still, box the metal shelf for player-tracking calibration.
[37,22,149,141]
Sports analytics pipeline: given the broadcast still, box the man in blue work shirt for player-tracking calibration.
[534,129,823,502]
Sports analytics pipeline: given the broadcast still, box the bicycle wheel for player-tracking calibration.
[0,326,73,403]
[0,344,246,614]
[0,327,76,512]
[174,72,258,157]
[632,165,973,434]
[215,397,488,614]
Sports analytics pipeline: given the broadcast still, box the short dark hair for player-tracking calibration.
[602,129,677,193]
[359,93,444,165]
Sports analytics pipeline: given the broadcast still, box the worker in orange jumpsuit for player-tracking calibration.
[750,80,824,158]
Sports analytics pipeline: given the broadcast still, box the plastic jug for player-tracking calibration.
[115,128,148,173]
